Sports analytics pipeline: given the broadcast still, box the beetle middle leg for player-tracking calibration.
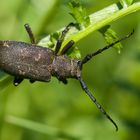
[55,23,75,55]
[24,23,36,44]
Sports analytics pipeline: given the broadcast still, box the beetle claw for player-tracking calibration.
[13,77,24,86]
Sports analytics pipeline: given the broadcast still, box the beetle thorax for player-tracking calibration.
[51,55,81,79]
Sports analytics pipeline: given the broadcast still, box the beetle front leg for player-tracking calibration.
[14,77,24,86]
[24,23,36,44]
[60,40,75,55]
[55,23,75,55]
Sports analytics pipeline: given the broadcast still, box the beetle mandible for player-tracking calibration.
[0,23,134,131]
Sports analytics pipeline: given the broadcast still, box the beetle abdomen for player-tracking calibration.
[0,41,55,82]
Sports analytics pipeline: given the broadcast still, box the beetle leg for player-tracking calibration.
[57,76,68,84]
[60,40,75,55]
[55,23,75,55]
[61,78,68,84]
[29,79,35,83]
[14,77,24,86]
[24,23,36,44]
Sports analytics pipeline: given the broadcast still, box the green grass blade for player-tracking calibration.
[5,115,79,139]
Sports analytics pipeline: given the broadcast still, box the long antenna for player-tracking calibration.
[78,77,118,131]
[82,30,134,65]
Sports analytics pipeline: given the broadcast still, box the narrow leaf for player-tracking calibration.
[99,26,123,54]
[39,2,140,58]
[5,115,78,139]
[119,0,134,8]
[68,0,90,29]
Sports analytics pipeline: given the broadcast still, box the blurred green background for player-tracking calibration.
[0,0,140,140]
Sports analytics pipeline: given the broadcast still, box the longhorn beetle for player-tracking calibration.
[0,23,134,131]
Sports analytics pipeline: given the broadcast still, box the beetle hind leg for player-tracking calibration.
[24,23,36,44]
[14,77,24,86]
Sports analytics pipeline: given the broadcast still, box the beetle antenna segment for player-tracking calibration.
[55,23,75,55]
[82,30,134,65]
[78,77,118,131]
[24,23,36,44]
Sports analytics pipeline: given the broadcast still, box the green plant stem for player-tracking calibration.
[39,2,140,51]
[62,2,140,46]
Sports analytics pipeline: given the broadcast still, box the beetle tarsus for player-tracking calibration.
[61,78,68,84]
[29,79,35,83]
[14,77,24,86]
